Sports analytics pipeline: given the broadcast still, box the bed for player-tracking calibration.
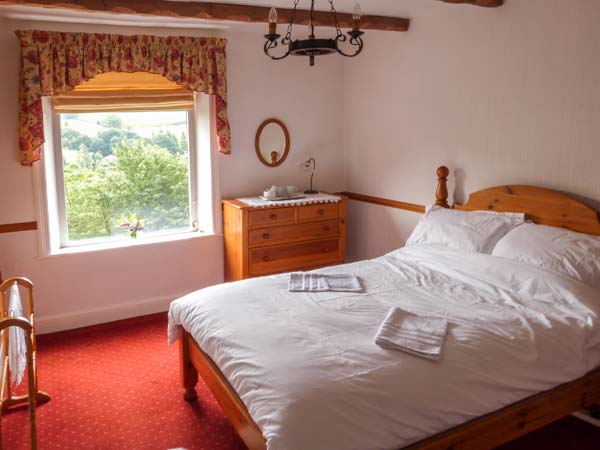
[168,166,600,450]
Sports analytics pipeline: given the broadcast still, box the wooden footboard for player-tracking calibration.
[179,327,267,450]
[180,326,600,450]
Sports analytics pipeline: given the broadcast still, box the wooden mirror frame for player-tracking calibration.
[255,118,290,168]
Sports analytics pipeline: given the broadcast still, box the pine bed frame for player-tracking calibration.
[178,166,600,450]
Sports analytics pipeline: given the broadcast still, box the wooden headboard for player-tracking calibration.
[435,166,600,236]
[341,166,600,236]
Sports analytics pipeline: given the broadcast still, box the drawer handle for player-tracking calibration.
[262,233,270,239]
[317,209,325,215]
[270,213,278,220]
[322,248,330,253]
[262,256,271,262]
[323,225,331,231]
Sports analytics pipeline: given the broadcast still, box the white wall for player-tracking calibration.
[343,0,600,261]
[0,19,345,332]
[220,32,345,198]
[4,0,600,329]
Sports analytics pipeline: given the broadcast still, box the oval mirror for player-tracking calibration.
[255,118,290,167]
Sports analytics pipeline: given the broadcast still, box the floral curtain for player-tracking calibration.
[16,30,231,166]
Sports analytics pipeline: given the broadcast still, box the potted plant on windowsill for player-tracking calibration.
[119,215,145,239]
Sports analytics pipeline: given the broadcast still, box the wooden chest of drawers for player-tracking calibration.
[223,197,347,281]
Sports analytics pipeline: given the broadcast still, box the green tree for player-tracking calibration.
[90,129,140,157]
[90,138,111,157]
[99,114,124,129]
[62,128,92,152]
[63,162,116,239]
[179,131,188,154]
[151,130,180,155]
[111,140,190,231]
[98,128,124,152]
[75,146,94,169]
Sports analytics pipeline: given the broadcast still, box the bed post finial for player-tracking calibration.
[436,166,450,208]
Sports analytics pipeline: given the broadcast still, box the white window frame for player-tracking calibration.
[35,94,218,257]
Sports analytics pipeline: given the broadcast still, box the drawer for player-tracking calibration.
[298,203,340,222]
[248,207,296,228]
[249,238,341,276]
[248,220,340,247]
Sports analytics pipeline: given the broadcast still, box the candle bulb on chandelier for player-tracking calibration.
[352,3,362,32]
[269,7,278,35]
[263,0,365,65]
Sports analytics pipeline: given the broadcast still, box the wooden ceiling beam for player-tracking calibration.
[0,0,410,32]
[437,0,504,7]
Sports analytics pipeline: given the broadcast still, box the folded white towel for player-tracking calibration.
[288,273,363,292]
[375,307,448,360]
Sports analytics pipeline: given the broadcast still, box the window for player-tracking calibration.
[38,72,215,253]
[56,110,196,244]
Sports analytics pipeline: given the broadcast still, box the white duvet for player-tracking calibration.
[168,245,600,450]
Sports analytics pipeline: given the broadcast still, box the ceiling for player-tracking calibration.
[0,0,450,30]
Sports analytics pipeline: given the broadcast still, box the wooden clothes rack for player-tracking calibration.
[0,316,37,450]
[0,277,51,450]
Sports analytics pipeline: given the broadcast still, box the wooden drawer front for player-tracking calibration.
[298,203,340,222]
[249,239,340,275]
[248,207,296,228]
[248,220,340,247]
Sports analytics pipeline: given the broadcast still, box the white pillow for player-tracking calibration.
[406,206,525,254]
[492,223,600,289]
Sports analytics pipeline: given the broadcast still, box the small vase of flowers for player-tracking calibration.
[119,215,145,239]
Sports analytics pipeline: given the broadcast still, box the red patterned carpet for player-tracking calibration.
[2,313,599,450]
[3,314,247,450]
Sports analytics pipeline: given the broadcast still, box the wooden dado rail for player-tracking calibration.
[340,166,451,213]
[339,192,426,214]
[0,168,449,234]
[0,222,38,234]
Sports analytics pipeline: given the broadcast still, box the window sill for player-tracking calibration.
[42,230,221,258]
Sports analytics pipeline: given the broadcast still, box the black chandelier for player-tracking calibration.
[264,1,364,67]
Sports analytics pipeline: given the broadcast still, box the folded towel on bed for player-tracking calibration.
[288,273,363,292]
[375,307,448,360]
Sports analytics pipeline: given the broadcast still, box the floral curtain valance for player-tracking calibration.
[16,30,231,166]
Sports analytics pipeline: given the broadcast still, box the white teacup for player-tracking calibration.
[276,186,286,197]
[286,185,298,196]
[264,189,276,200]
